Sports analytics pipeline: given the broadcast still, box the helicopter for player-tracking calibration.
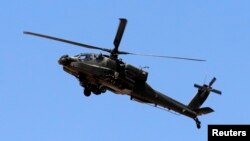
[23,18,222,129]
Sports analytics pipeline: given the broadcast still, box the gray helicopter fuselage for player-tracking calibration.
[60,53,197,119]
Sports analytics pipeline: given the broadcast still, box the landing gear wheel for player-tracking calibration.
[99,86,106,93]
[93,91,101,95]
[84,89,91,97]
[194,118,201,129]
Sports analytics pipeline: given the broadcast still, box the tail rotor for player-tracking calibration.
[194,77,222,95]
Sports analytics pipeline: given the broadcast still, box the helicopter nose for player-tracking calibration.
[58,55,69,65]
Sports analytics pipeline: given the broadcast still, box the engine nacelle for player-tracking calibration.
[124,64,148,82]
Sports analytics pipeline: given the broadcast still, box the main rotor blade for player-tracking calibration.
[23,31,112,53]
[123,52,206,62]
[113,18,127,52]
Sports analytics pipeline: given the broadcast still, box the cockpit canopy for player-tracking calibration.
[74,53,104,61]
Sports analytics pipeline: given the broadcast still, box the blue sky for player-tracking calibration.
[1,0,250,140]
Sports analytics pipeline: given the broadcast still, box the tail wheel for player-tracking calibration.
[194,118,201,129]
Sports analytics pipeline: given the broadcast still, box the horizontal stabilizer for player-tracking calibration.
[195,107,214,116]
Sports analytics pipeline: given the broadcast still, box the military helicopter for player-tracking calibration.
[23,18,221,129]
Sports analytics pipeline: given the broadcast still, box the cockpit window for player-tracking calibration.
[79,55,87,60]
[75,53,96,61]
